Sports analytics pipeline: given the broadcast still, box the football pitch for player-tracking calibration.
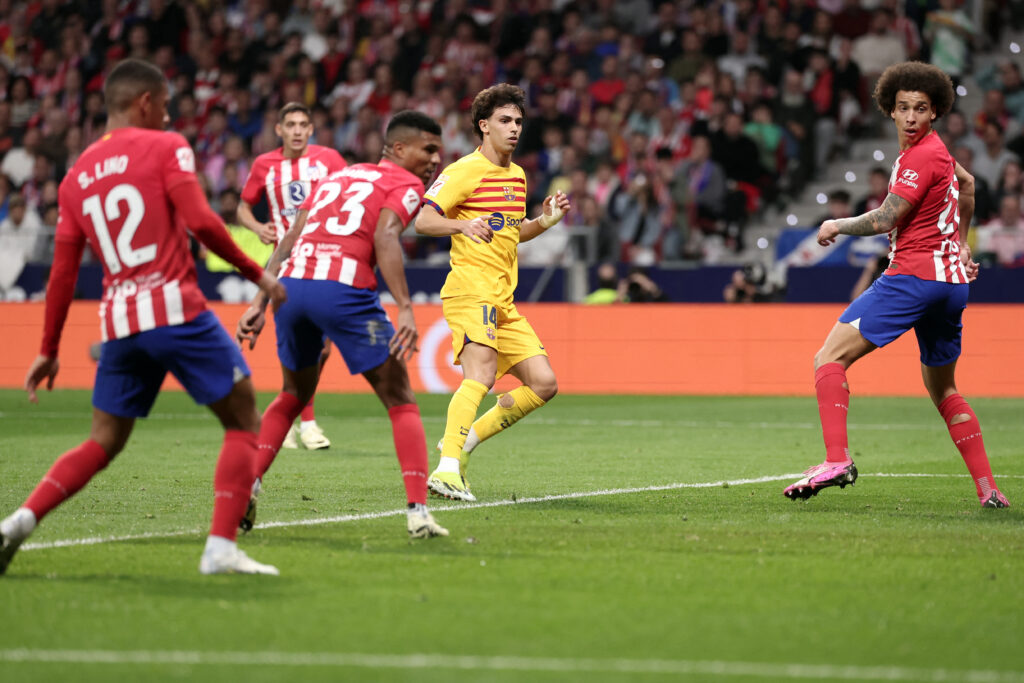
[1,389,1022,683]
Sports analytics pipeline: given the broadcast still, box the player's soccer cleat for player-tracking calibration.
[0,531,23,576]
[437,438,472,488]
[981,490,1010,508]
[784,460,858,500]
[300,423,331,450]
[407,506,450,539]
[428,469,477,502]
[0,508,36,576]
[282,424,300,449]
[239,477,261,533]
[199,546,279,575]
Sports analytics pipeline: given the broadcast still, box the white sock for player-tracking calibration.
[203,535,236,556]
[0,507,37,541]
[300,420,318,432]
[407,502,427,517]
[436,456,461,474]
[463,427,480,453]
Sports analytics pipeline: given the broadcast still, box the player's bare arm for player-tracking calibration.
[237,209,307,349]
[415,206,494,243]
[954,160,979,282]
[519,190,571,242]
[375,207,419,362]
[818,193,913,246]
[236,199,277,245]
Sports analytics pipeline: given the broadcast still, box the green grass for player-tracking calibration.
[1,389,1023,682]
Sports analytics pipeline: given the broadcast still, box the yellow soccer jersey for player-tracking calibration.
[423,148,527,306]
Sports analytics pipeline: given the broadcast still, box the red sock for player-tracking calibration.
[210,430,258,541]
[300,400,315,422]
[255,392,305,478]
[388,403,428,505]
[815,363,851,463]
[939,394,995,499]
[23,440,110,521]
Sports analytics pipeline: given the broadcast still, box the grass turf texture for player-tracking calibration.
[1,389,1022,682]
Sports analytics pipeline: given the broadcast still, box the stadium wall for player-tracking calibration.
[2,302,1021,397]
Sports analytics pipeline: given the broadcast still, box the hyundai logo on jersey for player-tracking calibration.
[902,169,919,181]
[288,181,307,203]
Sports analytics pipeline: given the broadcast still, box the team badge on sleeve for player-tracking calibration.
[176,147,196,173]
[425,174,448,198]
[402,188,420,214]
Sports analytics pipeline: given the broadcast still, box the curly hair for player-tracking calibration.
[470,84,526,140]
[873,61,954,118]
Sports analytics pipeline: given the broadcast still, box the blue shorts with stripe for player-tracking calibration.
[93,310,250,418]
[838,274,968,367]
[274,277,394,376]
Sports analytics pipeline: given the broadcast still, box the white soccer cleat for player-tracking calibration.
[199,546,280,576]
[300,423,331,450]
[282,424,300,449]
[0,508,36,576]
[407,505,449,539]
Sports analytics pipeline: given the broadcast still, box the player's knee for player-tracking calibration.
[533,378,558,402]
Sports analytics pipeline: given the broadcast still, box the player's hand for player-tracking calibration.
[389,306,419,361]
[817,220,840,247]
[25,355,59,403]
[460,216,493,243]
[960,243,979,282]
[539,190,570,228]
[257,272,287,312]
[256,222,277,245]
[237,305,266,350]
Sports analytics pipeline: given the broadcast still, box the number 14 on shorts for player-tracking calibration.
[480,305,497,326]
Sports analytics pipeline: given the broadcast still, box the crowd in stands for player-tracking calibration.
[0,0,1023,301]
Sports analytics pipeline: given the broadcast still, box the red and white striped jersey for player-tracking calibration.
[241,144,347,244]
[885,131,968,283]
[56,127,209,341]
[278,159,425,290]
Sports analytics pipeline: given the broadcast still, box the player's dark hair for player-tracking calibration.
[278,101,311,122]
[385,110,442,143]
[873,61,954,118]
[470,84,526,140]
[104,59,166,113]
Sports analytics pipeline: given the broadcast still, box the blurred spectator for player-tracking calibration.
[723,262,777,302]
[923,0,975,84]
[973,89,1020,141]
[8,75,37,129]
[941,110,984,158]
[815,189,853,226]
[993,159,1023,209]
[678,134,727,234]
[717,30,765,84]
[583,262,625,304]
[204,135,250,195]
[850,9,906,85]
[975,195,1024,267]
[833,0,872,41]
[1,126,40,187]
[854,167,889,215]
[973,120,1020,191]
[775,68,816,196]
[0,194,41,297]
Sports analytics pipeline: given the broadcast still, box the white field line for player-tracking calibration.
[19,472,1020,553]
[0,649,1022,682]
[4,410,1024,432]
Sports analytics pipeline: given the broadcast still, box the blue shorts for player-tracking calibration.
[94,310,251,418]
[274,278,394,376]
[839,274,968,367]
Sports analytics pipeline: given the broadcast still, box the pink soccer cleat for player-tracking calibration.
[980,490,1010,508]
[784,460,858,500]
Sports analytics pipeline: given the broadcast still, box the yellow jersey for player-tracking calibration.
[423,148,527,306]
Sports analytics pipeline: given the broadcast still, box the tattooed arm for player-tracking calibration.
[816,193,913,247]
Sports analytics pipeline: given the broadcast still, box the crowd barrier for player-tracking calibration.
[2,302,1021,398]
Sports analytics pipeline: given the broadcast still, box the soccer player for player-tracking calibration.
[0,59,287,577]
[784,62,1010,508]
[236,110,454,538]
[415,84,571,502]
[238,102,347,451]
